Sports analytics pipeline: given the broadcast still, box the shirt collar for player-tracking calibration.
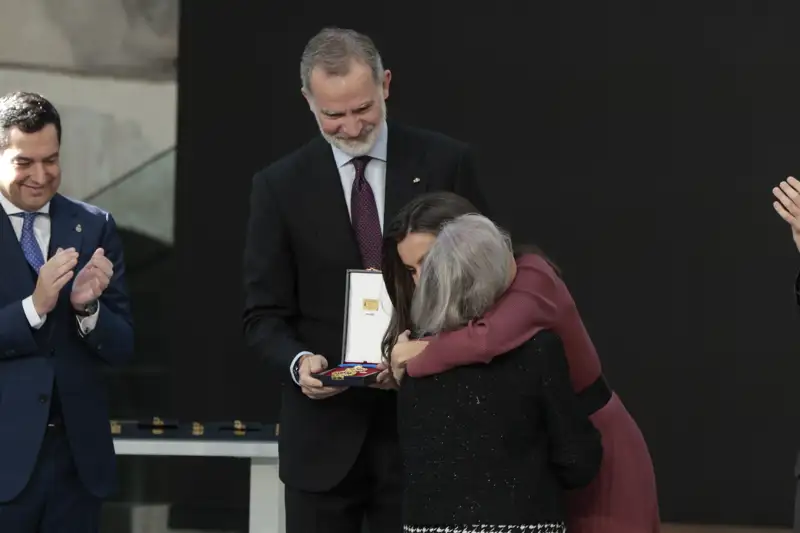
[330,120,389,168]
[0,192,50,215]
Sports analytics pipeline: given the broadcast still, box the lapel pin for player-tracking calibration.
[75,224,82,233]
[412,177,420,183]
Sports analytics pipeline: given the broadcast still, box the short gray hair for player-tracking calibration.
[300,28,384,93]
[411,214,513,335]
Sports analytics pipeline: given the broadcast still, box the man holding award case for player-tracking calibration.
[242,28,489,533]
[313,269,393,387]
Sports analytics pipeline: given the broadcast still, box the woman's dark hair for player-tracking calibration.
[380,192,559,365]
[380,192,480,363]
[381,192,480,362]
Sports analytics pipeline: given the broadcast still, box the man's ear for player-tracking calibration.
[382,70,392,100]
[301,88,314,110]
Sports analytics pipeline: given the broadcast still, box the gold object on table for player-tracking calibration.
[110,420,121,435]
[152,416,164,435]
[234,420,246,437]
[192,422,204,436]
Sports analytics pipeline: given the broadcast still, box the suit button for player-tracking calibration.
[38,394,49,404]
[97,344,103,351]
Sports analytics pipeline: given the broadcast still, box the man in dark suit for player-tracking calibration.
[0,92,134,532]
[242,28,489,533]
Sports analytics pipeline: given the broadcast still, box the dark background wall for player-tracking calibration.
[170,0,800,528]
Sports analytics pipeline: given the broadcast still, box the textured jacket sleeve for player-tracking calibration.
[537,330,603,489]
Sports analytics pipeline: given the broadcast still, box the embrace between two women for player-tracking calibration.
[380,192,659,533]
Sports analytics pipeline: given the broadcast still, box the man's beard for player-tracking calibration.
[315,98,387,157]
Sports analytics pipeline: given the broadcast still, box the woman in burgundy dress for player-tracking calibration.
[382,191,660,533]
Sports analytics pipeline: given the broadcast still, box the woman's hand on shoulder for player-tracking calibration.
[390,330,429,383]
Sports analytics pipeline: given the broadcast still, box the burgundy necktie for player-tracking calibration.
[350,156,382,269]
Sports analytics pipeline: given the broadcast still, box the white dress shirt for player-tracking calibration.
[290,121,389,383]
[0,193,99,335]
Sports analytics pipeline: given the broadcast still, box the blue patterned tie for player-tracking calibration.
[13,212,45,273]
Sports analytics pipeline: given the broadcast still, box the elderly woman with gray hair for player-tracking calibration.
[389,213,602,533]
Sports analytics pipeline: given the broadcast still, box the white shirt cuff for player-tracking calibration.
[290,351,313,385]
[22,296,46,330]
[76,305,100,336]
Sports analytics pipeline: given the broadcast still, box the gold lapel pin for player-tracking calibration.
[75,224,82,233]
[412,177,420,183]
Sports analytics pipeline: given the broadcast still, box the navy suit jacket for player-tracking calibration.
[0,193,134,503]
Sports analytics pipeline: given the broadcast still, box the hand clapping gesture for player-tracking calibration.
[70,248,113,310]
[773,176,800,253]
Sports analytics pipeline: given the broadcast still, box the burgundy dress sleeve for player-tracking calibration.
[405,254,564,378]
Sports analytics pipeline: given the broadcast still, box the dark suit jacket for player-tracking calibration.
[0,193,134,503]
[243,122,489,491]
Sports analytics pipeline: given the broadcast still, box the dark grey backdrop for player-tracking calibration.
[168,0,800,528]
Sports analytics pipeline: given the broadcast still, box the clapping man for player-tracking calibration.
[0,92,134,532]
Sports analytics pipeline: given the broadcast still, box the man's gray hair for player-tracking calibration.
[411,214,513,335]
[300,28,384,93]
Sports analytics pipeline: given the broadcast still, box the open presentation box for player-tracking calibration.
[313,269,393,387]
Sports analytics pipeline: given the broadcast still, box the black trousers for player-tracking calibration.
[285,421,404,533]
[0,424,101,533]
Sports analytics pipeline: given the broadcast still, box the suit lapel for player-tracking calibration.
[48,194,83,259]
[384,123,427,228]
[0,202,35,294]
